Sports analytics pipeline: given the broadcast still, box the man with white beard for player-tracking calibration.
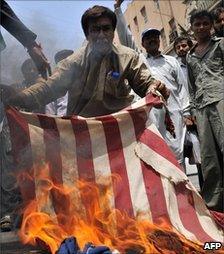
[6,5,169,117]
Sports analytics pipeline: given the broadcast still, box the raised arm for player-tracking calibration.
[1,0,51,79]
[6,56,76,111]
[114,0,140,53]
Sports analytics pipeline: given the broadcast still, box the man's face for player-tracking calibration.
[175,40,190,57]
[214,12,224,37]
[87,17,114,54]
[142,34,160,54]
[191,16,212,40]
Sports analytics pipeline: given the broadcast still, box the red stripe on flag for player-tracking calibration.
[139,129,181,170]
[70,118,95,181]
[141,162,172,225]
[6,107,35,202]
[38,115,70,220]
[70,117,96,222]
[129,109,171,225]
[174,184,216,242]
[38,115,63,185]
[99,115,134,218]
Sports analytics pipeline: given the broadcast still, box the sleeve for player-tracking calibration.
[9,57,76,111]
[114,7,140,53]
[127,53,156,98]
[174,59,190,116]
[186,56,197,117]
[1,0,37,48]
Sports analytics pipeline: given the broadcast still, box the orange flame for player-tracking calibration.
[17,164,221,254]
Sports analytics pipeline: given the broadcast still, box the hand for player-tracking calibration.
[27,42,52,80]
[114,0,124,8]
[148,80,170,101]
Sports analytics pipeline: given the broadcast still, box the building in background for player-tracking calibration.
[123,0,187,55]
[122,0,223,56]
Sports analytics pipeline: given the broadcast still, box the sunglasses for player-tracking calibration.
[89,24,113,34]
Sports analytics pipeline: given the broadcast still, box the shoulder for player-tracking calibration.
[57,46,87,68]
[113,44,139,58]
[163,54,181,68]
[215,37,224,49]
[66,46,86,62]
[164,54,179,62]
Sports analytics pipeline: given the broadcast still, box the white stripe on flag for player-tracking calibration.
[192,192,224,242]
[87,118,115,207]
[160,176,197,241]
[135,124,188,184]
[114,112,152,221]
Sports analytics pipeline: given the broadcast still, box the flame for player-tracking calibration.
[17,164,221,254]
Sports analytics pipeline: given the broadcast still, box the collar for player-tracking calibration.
[147,51,163,59]
[189,37,220,54]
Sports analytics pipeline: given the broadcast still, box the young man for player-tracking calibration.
[174,36,193,79]
[187,10,224,212]
[212,7,224,37]
[174,36,204,190]
[6,5,168,117]
[114,1,190,167]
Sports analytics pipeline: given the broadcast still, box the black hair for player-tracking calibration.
[173,36,193,51]
[190,10,213,25]
[21,59,36,74]
[212,7,224,21]
[54,49,74,64]
[81,5,117,37]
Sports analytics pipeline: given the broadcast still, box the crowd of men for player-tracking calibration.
[0,0,223,231]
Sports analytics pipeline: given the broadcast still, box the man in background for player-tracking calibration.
[114,0,190,168]
[174,36,203,190]
[187,10,224,212]
[212,7,224,37]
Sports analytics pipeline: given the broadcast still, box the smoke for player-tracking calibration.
[1,8,84,85]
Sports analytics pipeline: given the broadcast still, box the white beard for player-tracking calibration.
[90,38,112,55]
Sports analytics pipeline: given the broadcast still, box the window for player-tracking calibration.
[169,18,178,43]
[160,28,167,48]
[153,0,160,9]
[133,16,139,32]
[140,6,148,23]
[169,18,177,30]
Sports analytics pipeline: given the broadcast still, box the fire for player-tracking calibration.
[17,165,221,254]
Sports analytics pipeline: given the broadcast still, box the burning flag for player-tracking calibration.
[6,94,223,253]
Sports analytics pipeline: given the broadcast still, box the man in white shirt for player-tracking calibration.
[114,1,190,167]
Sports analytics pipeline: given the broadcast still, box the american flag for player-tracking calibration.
[6,94,223,245]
